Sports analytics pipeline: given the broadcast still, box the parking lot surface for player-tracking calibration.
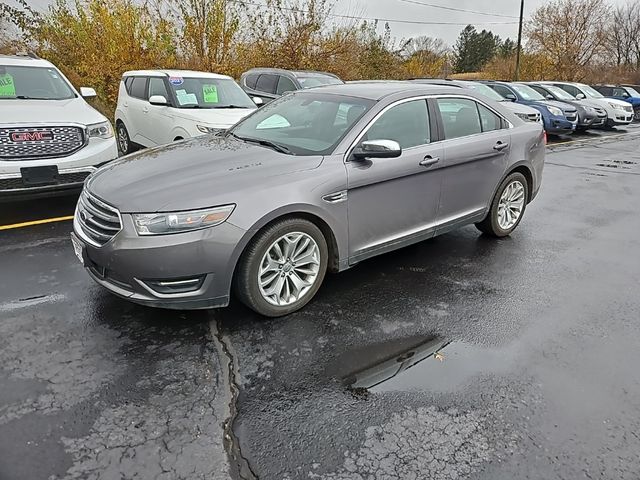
[2,125,640,479]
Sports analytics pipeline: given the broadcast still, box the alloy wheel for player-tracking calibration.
[117,125,129,153]
[258,232,321,306]
[497,180,526,230]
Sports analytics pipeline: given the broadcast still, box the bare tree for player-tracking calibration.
[526,0,611,81]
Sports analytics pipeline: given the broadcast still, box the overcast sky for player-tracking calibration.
[21,0,626,47]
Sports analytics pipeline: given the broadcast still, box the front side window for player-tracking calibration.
[148,77,169,99]
[230,93,374,155]
[437,98,482,139]
[491,84,514,99]
[613,87,628,97]
[166,77,255,109]
[557,84,579,97]
[364,99,430,149]
[0,65,75,100]
[276,76,297,95]
[578,84,604,98]
[255,74,278,94]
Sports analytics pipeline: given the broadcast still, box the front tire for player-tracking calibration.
[234,218,328,317]
[476,172,528,237]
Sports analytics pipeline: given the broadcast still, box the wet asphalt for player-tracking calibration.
[1,126,640,480]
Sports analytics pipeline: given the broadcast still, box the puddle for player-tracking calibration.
[330,336,516,395]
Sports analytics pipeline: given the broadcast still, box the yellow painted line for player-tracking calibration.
[0,215,74,231]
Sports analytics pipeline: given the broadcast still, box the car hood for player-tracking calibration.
[88,136,323,212]
[0,97,107,125]
[502,102,539,115]
[598,97,632,108]
[539,99,576,112]
[172,107,256,128]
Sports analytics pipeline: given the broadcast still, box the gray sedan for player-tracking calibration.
[71,83,545,317]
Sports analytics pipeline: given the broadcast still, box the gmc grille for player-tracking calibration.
[0,126,86,160]
[76,190,122,246]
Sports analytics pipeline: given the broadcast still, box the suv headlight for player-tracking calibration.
[133,205,235,235]
[197,125,226,135]
[87,121,114,139]
[547,106,563,116]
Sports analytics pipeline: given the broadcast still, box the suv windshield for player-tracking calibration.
[625,86,640,96]
[0,65,76,100]
[295,74,343,89]
[546,85,575,100]
[169,77,256,109]
[511,84,545,101]
[229,92,373,155]
[578,84,604,98]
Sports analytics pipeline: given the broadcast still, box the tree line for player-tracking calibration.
[1,0,638,116]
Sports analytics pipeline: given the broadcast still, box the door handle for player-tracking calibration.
[419,156,440,167]
[493,141,509,151]
[142,107,149,114]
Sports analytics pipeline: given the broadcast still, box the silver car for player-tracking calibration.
[71,83,545,317]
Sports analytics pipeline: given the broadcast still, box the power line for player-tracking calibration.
[229,1,519,26]
[397,0,519,19]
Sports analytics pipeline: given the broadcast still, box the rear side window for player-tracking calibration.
[436,98,482,140]
[129,77,147,99]
[255,74,278,94]
[477,103,502,132]
[244,74,259,89]
[365,99,430,149]
[276,76,297,95]
[124,77,134,94]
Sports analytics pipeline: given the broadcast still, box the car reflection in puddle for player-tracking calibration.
[331,335,515,395]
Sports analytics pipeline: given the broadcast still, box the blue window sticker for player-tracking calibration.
[169,76,184,86]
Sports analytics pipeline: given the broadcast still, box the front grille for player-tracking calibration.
[594,107,606,117]
[76,190,122,246]
[526,113,542,123]
[565,111,578,121]
[0,126,86,160]
[0,170,91,191]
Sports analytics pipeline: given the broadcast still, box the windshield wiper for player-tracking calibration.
[0,95,53,100]
[230,134,293,155]
[213,105,251,109]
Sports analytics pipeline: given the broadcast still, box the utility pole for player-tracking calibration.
[514,0,525,81]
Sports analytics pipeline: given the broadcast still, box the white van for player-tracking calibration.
[115,70,258,154]
[0,54,117,197]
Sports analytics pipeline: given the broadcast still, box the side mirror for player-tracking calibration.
[576,93,585,100]
[253,97,264,106]
[149,95,168,106]
[352,140,401,160]
[546,94,554,100]
[505,93,517,102]
[80,87,97,98]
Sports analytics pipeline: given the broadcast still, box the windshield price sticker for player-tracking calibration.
[169,76,184,86]
[176,90,198,106]
[202,84,219,103]
[0,73,16,97]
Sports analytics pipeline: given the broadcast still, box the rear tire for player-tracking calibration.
[116,122,134,155]
[476,172,528,237]
[234,218,328,317]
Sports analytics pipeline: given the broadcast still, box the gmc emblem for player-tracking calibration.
[10,131,54,142]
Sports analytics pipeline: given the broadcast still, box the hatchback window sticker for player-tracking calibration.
[202,84,219,103]
[0,73,16,97]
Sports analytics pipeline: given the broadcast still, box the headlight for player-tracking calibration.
[547,106,563,116]
[609,102,622,110]
[197,125,226,135]
[87,121,113,139]
[133,205,235,235]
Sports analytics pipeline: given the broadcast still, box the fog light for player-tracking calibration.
[143,276,205,295]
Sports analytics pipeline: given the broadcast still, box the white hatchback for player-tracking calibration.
[115,70,258,154]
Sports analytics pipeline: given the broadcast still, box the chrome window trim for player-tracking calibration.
[343,94,513,163]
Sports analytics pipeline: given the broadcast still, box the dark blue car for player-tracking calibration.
[482,81,578,135]
[592,85,640,121]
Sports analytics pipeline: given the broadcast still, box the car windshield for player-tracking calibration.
[578,84,604,98]
[295,74,343,89]
[169,76,256,109]
[229,92,374,155]
[0,65,76,100]
[511,84,545,101]
[625,86,640,96]
[465,83,505,101]
[545,85,575,100]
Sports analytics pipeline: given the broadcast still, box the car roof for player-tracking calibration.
[243,67,336,76]
[0,54,56,68]
[296,82,464,100]
[122,69,232,80]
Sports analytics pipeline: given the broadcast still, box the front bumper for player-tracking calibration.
[544,116,576,135]
[72,212,248,310]
[0,137,117,195]
[607,110,634,126]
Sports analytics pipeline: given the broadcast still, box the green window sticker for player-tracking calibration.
[0,74,16,97]
[203,84,218,103]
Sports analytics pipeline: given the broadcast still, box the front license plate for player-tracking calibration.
[20,165,59,186]
[71,234,84,265]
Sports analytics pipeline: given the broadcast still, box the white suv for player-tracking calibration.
[0,54,117,197]
[115,70,258,154]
